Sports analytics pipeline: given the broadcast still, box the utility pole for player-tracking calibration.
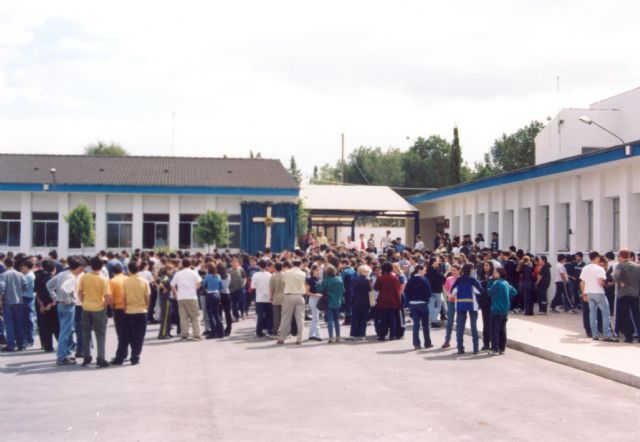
[341,133,345,184]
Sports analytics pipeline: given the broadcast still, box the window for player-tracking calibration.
[586,201,593,251]
[107,213,132,248]
[32,212,58,247]
[143,214,169,249]
[613,197,620,251]
[179,214,203,249]
[0,212,20,247]
[222,214,241,249]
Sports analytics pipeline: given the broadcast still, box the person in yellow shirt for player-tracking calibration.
[108,264,129,365]
[112,261,150,366]
[78,257,112,368]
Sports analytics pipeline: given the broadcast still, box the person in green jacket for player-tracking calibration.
[316,265,345,343]
[487,267,517,355]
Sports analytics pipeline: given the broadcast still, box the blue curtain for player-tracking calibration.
[240,202,297,254]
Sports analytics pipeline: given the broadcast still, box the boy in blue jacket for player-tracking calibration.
[487,267,518,355]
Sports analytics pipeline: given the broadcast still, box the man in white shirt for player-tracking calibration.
[277,260,307,345]
[380,231,392,251]
[580,251,617,342]
[551,254,573,313]
[171,258,203,340]
[251,260,272,337]
[345,236,358,250]
[414,235,425,251]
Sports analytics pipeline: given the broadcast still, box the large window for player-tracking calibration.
[179,214,203,249]
[0,212,21,247]
[32,212,58,248]
[107,213,132,248]
[223,214,241,249]
[69,213,96,249]
[143,214,169,249]
[613,197,620,251]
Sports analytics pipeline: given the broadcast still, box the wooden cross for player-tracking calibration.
[252,206,286,249]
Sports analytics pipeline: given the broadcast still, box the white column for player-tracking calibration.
[58,193,69,257]
[470,194,478,238]
[513,187,522,250]
[592,173,605,252]
[20,192,32,252]
[132,195,143,249]
[568,176,580,253]
[497,189,506,248]
[169,195,180,249]
[530,185,540,254]
[95,194,107,251]
[548,182,558,256]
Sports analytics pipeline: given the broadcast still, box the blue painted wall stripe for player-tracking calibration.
[0,183,299,197]
[407,144,639,204]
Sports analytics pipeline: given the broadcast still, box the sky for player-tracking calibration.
[1,0,640,177]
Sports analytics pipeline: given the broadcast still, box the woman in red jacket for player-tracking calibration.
[373,262,402,341]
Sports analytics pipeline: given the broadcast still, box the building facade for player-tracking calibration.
[0,154,299,256]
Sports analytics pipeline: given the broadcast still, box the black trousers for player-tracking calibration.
[536,283,549,313]
[170,299,181,334]
[123,313,147,363]
[147,287,158,323]
[376,308,398,339]
[113,309,128,361]
[617,296,640,342]
[158,295,173,338]
[220,292,233,335]
[479,303,492,348]
[206,293,224,338]
[551,282,569,311]
[37,307,59,351]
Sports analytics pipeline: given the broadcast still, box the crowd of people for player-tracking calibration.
[1,228,639,368]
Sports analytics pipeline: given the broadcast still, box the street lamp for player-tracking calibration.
[49,168,57,185]
[578,115,632,156]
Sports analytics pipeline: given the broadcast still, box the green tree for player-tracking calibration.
[345,146,405,187]
[288,156,302,185]
[450,126,462,184]
[402,135,453,189]
[194,210,229,251]
[312,166,318,183]
[65,203,95,252]
[296,199,308,246]
[483,121,544,174]
[84,141,127,156]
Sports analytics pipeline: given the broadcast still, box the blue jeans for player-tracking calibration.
[456,310,479,353]
[205,293,224,338]
[409,303,431,348]
[57,303,76,361]
[445,301,456,343]
[588,293,611,338]
[428,293,443,323]
[255,302,273,337]
[325,307,341,339]
[22,297,36,345]
[4,304,25,350]
[231,289,244,319]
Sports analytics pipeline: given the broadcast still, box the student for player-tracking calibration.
[535,256,551,314]
[202,263,224,339]
[580,252,617,342]
[404,264,433,350]
[305,265,322,341]
[316,265,345,343]
[19,259,36,348]
[251,260,273,338]
[441,264,460,349]
[487,268,517,355]
[425,257,446,328]
[35,260,59,352]
[78,256,112,367]
[112,261,150,365]
[0,257,27,352]
[451,263,483,354]
[350,265,372,341]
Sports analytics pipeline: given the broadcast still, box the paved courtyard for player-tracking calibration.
[2,317,640,441]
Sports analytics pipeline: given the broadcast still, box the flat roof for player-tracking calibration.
[301,184,418,213]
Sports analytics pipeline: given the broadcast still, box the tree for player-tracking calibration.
[450,126,462,184]
[65,203,95,252]
[482,121,544,174]
[296,199,308,246]
[194,210,229,251]
[402,135,453,189]
[84,141,127,156]
[312,166,318,183]
[288,156,302,185]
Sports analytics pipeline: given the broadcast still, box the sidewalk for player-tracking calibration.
[476,312,640,388]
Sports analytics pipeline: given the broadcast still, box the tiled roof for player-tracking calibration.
[0,154,298,189]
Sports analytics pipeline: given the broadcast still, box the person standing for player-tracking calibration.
[551,254,573,313]
[46,258,84,365]
[35,260,59,352]
[202,263,224,339]
[156,264,176,339]
[251,260,273,338]
[112,262,150,365]
[414,235,425,252]
[535,256,551,315]
[487,268,517,355]
[316,265,345,343]
[580,252,617,342]
[171,258,203,341]
[0,257,27,352]
[349,266,372,341]
[78,256,112,367]
[373,263,402,341]
[228,258,246,321]
[277,260,306,345]
[404,265,433,350]
[109,263,129,365]
[305,264,322,341]
[451,263,483,354]
[19,259,36,348]
[270,262,287,337]
[441,264,460,348]
[613,249,640,343]
[426,257,446,328]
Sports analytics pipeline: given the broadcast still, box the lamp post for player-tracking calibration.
[50,168,57,185]
[578,116,632,156]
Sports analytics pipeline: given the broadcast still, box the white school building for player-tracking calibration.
[408,87,640,256]
[0,154,299,256]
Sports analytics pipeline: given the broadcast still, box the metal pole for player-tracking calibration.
[341,133,345,184]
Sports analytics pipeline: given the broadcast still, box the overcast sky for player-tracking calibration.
[1,0,640,176]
